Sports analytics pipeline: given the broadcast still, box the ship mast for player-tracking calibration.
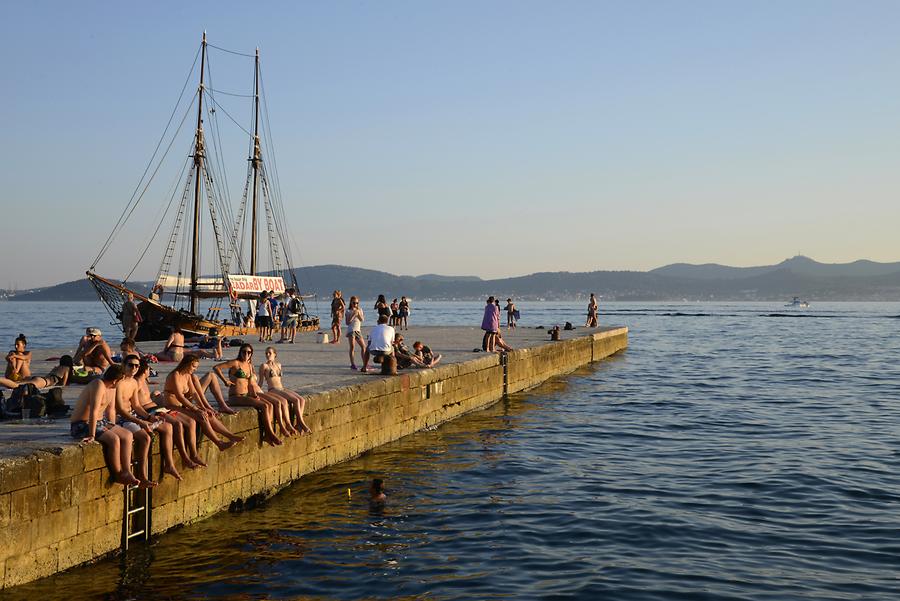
[249,47,261,275]
[189,32,208,314]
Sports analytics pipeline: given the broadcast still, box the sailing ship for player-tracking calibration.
[87,33,318,341]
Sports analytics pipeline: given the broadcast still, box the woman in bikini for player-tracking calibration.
[346,296,366,370]
[135,359,205,470]
[213,345,286,445]
[5,334,32,382]
[2,355,73,389]
[157,325,223,363]
[163,356,244,456]
[260,347,311,434]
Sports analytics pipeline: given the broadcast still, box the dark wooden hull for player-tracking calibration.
[135,300,319,342]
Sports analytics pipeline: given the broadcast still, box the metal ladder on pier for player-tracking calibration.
[122,453,152,551]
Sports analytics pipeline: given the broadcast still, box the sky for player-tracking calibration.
[2,1,900,289]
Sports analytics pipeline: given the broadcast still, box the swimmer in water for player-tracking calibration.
[370,478,386,503]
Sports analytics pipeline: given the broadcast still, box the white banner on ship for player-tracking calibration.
[226,274,286,296]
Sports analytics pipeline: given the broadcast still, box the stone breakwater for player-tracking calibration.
[0,327,627,589]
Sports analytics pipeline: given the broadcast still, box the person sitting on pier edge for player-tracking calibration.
[481,297,500,352]
[5,333,32,382]
[112,355,161,487]
[163,356,244,455]
[1,355,73,390]
[361,314,395,374]
[213,344,289,445]
[493,330,514,353]
[74,328,116,375]
[260,346,311,434]
[135,359,207,470]
[412,341,442,367]
[69,365,141,487]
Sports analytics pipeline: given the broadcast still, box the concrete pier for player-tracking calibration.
[0,325,627,589]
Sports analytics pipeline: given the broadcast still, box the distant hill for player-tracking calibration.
[7,257,900,302]
[415,273,482,282]
[651,255,900,280]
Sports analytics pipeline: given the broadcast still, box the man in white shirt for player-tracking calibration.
[361,315,395,373]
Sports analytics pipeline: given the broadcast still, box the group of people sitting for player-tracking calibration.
[343,300,441,373]
[3,330,311,488]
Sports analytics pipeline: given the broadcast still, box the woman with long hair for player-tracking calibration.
[135,359,204,471]
[345,296,366,370]
[163,356,244,458]
[213,344,287,445]
[260,346,311,434]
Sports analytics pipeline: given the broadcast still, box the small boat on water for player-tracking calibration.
[87,33,318,341]
[785,297,810,308]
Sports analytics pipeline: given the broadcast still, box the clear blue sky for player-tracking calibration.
[3,1,900,288]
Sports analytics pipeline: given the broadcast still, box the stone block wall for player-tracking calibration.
[0,328,627,589]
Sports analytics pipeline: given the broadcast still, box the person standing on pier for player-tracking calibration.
[586,293,599,328]
[398,296,410,330]
[121,292,142,340]
[330,290,345,344]
[504,298,517,329]
[346,296,366,370]
[481,296,500,352]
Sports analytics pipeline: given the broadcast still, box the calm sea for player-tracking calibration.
[3,301,900,600]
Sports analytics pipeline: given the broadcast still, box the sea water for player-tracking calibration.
[3,301,900,600]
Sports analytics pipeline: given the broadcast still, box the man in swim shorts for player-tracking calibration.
[69,365,143,487]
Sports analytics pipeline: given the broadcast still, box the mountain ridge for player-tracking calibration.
[6,256,900,302]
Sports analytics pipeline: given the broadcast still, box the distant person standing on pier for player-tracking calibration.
[256,292,272,342]
[398,296,410,330]
[121,292,142,340]
[346,296,366,370]
[390,298,400,326]
[375,294,391,321]
[330,290,345,344]
[481,296,500,352]
[586,293,599,328]
[504,298,517,328]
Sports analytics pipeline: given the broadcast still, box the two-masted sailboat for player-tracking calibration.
[87,33,318,341]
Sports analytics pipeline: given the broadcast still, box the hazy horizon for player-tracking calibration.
[3,1,900,288]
